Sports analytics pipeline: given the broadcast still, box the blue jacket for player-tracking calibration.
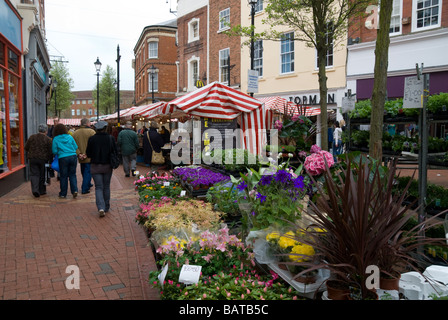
[52,134,78,159]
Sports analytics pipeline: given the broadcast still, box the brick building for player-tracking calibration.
[177,0,209,93]
[208,0,241,88]
[346,0,448,101]
[62,90,135,119]
[133,19,177,106]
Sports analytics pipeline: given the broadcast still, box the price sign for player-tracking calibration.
[342,96,356,113]
[403,76,423,109]
[178,265,202,285]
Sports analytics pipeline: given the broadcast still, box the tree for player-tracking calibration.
[228,0,370,151]
[369,0,393,161]
[93,65,117,116]
[49,61,75,118]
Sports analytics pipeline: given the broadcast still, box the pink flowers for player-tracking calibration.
[304,145,334,176]
[274,120,283,131]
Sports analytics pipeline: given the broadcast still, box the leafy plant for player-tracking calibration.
[277,114,314,149]
[349,99,372,119]
[295,157,447,299]
[206,180,245,217]
[427,92,448,114]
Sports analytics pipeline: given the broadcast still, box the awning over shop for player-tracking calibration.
[168,82,272,155]
[257,96,321,117]
[47,118,81,126]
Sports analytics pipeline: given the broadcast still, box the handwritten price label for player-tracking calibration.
[403,76,423,109]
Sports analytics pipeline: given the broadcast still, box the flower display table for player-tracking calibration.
[268,263,330,299]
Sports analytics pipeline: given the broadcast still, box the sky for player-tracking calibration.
[45,0,177,92]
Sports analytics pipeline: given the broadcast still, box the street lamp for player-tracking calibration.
[53,78,58,117]
[149,64,156,103]
[248,0,257,97]
[94,57,102,121]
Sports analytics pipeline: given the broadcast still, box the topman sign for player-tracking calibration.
[286,93,336,106]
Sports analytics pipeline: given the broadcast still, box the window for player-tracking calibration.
[413,0,441,31]
[255,0,263,13]
[76,109,80,116]
[148,41,158,59]
[88,100,92,104]
[390,0,402,34]
[188,56,200,90]
[280,32,294,74]
[254,40,263,77]
[219,48,230,84]
[88,109,92,116]
[219,8,230,31]
[316,22,334,68]
[0,43,23,175]
[76,100,80,104]
[71,109,75,116]
[82,100,86,104]
[148,70,158,92]
[188,18,200,43]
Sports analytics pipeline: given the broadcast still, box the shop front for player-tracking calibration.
[0,0,25,196]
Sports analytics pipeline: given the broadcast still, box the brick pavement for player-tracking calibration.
[0,164,160,300]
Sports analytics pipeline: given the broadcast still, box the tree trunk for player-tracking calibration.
[317,49,329,151]
[369,0,393,161]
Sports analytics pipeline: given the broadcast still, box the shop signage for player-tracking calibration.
[403,76,424,109]
[287,93,336,106]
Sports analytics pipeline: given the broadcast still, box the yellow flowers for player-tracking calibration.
[278,231,298,249]
[266,232,280,241]
[289,243,315,263]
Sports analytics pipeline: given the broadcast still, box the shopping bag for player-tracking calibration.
[51,155,59,172]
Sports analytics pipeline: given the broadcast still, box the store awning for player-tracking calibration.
[168,82,272,155]
[257,96,321,117]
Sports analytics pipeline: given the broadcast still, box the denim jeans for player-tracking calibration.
[92,171,112,212]
[58,155,78,197]
[80,163,93,193]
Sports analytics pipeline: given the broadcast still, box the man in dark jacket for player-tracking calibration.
[117,121,139,177]
[25,124,53,197]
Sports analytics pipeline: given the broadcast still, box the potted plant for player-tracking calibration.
[295,156,447,300]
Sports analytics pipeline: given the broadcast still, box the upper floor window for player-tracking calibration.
[255,0,263,13]
[148,41,158,59]
[148,70,159,92]
[413,0,441,31]
[188,18,200,43]
[219,8,230,31]
[254,40,263,77]
[219,48,230,84]
[317,22,334,68]
[188,56,200,90]
[390,0,402,35]
[280,32,294,74]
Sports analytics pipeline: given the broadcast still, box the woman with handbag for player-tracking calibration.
[86,121,118,217]
[52,124,79,199]
[142,121,165,172]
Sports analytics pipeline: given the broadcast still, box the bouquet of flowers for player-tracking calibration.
[304,145,334,176]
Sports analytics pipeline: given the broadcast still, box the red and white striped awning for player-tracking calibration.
[257,96,321,117]
[47,118,81,126]
[139,101,187,119]
[168,82,263,120]
[168,82,272,155]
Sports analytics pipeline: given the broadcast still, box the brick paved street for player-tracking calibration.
[0,164,160,300]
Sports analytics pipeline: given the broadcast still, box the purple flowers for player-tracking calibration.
[256,192,267,203]
[237,181,248,191]
[173,166,229,187]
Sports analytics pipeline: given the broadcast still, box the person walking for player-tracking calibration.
[117,121,139,177]
[52,123,79,199]
[73,118,96,194]
[86,120,118,217]
[333,121,343,162]
[25,124,53,197]
[143,121,165,171]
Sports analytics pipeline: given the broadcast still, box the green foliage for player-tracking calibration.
[49,61,75,118]
[384,98,402,117]
[350,99,372,119]
[210,149,260,172]
[427,92,448,114]
[206,181,245,217]
[92,65,117,116]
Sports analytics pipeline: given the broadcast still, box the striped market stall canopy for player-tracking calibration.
[257,96,321,117]
[47,118,81,126]
[168,82,273,155]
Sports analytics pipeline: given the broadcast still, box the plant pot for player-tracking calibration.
[325,280,350,300]
[294,273,317,285]
[380,275,401,291]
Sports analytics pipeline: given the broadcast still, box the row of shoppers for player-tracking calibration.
[23,118,164,217]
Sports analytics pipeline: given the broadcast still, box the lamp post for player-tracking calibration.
[149,64,156,103]
[116,45,121,126]
[94,57,102,121]
[248,0,257,97]
[53,78,58,117]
